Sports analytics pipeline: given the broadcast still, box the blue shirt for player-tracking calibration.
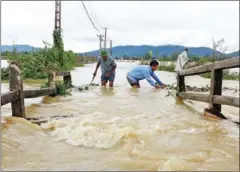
[127,65,163,87]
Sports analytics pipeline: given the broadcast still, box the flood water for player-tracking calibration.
[1,61,239,171]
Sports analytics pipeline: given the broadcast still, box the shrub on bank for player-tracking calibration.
[1,42,77,80]
[158,62,175,72]
[41,80,71,96]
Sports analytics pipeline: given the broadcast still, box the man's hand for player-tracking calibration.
[155,85,161,89]
[161,84,167,89]
[93,71,97,77]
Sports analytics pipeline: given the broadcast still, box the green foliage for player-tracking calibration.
[55,80,71,96]
[170,52,179,61]
[201,70,240,81]
[75,63,85,67]
[158,62,175,72]
[147,50,153,60]
[1,42,77,80]
[40,82,50,89]
[195,57,215,66]
[1,67,10,80]
[40,80,71,96]
[53,29,64,67]
[140,59,149,65]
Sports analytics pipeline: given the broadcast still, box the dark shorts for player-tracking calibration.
[126,74,140,87]
[101,72,115,83]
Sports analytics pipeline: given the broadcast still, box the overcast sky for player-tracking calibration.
[2,1,239,53]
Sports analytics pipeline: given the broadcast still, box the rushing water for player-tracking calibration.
[1,61,239,171]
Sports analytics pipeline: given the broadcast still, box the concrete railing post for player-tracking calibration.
[9,62,25,118]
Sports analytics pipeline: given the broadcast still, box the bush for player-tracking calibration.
[41,80,71,96]
[1,42,77,80]
[200,70,239,80]
[55,80,71,96]
[1,67,10,80]
[158,62,175,72]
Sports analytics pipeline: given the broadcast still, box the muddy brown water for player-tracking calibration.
[1,62,239,171]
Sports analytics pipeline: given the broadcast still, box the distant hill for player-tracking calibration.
[0,44,41,52]
[80,45,237,58]
[227,50,239,57]
[1,44,238,58]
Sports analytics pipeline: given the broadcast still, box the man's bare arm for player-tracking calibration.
[93,62,100,76]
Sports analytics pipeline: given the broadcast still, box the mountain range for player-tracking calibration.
[1,44,239,58]
[0,45,42,52]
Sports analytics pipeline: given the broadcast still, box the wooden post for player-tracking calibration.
[9,63,25,118]
[177,73,185,92]
[63,73,72,88]
[209,68,222,111]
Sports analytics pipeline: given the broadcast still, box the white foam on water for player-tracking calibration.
[41,117,136,149]
[220,120,239,141]
[158,156,189,171]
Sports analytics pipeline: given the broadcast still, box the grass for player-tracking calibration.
[75,63,85,67]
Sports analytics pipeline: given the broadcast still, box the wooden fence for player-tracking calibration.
[1,63,72,118]
[176,58,240,117]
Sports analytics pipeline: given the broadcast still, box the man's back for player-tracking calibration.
[126,60,165,88]
[128,65,151,80]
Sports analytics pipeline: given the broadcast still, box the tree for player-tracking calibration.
[146,50,153,60]
[212,37,228,61]
[53,29,64,67]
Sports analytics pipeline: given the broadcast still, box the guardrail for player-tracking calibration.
[176,58,239,117]
[1,63,72,118]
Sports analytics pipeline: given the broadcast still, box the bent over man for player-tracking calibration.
[93,50,117,87]
[126,60,166,89]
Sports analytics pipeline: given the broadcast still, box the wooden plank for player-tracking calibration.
[24,88,56,98]
[214,58,240,70]
[55,71,70,76]
[177,92,239,108]
[1,90,18,106]
[177,92,210,103]
[180,58,240,76]
[213,95,239,108]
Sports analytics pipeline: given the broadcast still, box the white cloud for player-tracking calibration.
[2,1,239,53]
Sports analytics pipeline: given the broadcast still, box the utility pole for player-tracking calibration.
[110,40,112,56]
[55,1,61,30]
[97,34,103,52]
[103,27,108,50]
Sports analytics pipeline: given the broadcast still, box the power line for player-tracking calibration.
[81,1,100,33]
[88,1,102,29]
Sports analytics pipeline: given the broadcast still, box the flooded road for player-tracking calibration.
[1,62,239,171]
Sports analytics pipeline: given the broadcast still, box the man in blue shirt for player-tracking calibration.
[126,60,166,89]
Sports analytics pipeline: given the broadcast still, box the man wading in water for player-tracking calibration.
[126,60,166,89]
[93,50,117,87]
